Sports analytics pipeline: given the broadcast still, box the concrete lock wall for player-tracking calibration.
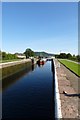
[51,59,62,119]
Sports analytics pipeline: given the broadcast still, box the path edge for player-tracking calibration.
[54,59,62,119]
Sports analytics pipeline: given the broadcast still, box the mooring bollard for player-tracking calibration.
[31,58,34,65]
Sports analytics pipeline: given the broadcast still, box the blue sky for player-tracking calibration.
[2,2,78,55]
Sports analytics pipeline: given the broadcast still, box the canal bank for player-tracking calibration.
[0,59,34,69]
[55,59,80,119]
[0,59,38,80]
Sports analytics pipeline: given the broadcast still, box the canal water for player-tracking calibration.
[2,61,54,120]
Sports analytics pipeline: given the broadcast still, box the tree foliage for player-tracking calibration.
[66,53,72,59]
[2,52,17,60]
[59,53,67,59]
[76,55,80,62]
[55,53,80,62]
[24,48,35,58]
[0,50,2,60]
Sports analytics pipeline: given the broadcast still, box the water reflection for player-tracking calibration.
[37,61,45,67]
[2,62,32,79]
[51,59,55,119]
[37,64,44,67]
[2,64,37,91]
[32,64,34,71]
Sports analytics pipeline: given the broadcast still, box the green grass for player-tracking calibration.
[58,59,80,77]
[0,59,22,63]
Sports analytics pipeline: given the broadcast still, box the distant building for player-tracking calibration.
[15,53,26,59]
[51,56,55,59]
[29,57,34,59]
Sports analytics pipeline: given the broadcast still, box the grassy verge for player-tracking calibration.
[58,59,80,77]
[0,59,22,63]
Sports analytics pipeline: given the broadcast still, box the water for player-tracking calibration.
[2,61,54,120]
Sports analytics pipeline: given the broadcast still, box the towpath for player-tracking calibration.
[0,59,31,69]
[55,59,80,118]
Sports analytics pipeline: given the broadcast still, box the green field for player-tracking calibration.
[58,59,80,77]
[0,59,22,63]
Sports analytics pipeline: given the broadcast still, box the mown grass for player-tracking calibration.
[0,59,22,63]
[58,59,80,77]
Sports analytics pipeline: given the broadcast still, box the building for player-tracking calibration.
[15,53,26,59]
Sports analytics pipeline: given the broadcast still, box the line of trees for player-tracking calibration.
[1,51,17,60]
[1,49,80,62]
[55,53,80,62]
[0,48,35,60]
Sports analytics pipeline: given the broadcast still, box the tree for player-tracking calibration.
[0,50,2,60]
[66,53,72,59]
[2,52,17,60]
[24,48,35,58]
[59,53,67,59]
[2,52,7,60]
[72,54,76,61]
[76,55,80,62]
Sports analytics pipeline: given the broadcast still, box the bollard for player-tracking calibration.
[31,58,34,65]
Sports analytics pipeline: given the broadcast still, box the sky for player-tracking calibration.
[2,0,79,2]
[2,2,78,55]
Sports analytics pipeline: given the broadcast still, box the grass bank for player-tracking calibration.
[58,59,80,77]
[0,59,22,63]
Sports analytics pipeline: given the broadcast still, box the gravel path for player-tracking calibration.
[55,59,80,119]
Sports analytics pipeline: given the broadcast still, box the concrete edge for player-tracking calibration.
[0,59,31,69]
[54,59,62,119]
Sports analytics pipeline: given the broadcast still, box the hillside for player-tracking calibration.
[34,52,55,57]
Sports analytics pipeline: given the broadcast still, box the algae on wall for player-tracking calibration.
[2,61,32,80]
[1,61,37,91]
